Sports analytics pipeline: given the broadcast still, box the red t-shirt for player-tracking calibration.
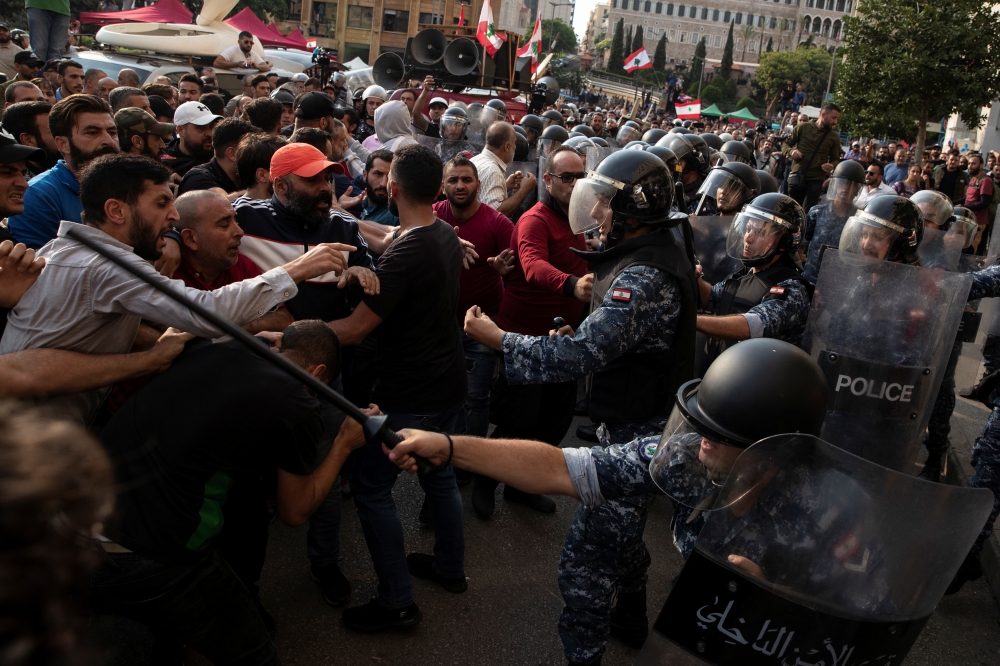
[497,201,589,336]
[434,200,514,321]
[173,254,264,290]
[965,174,995,227]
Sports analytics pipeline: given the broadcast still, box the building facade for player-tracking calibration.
[602,0,850,70]
[582,1,610,52]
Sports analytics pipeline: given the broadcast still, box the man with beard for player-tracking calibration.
[434,154,513,441]
[0,101,58,175]
[54,60,84,101]
[177,73,203,104]
[589,112,605,138]
[234,143,378,607]
[359,149,397,226]
[0,51,41,101]
[7,94,119,249]
[162,101,220,178]
[964,153,993,252]
[0,23,25,81]
[179,117,253,196]
[115,107,174,161]
[0,153,354,424]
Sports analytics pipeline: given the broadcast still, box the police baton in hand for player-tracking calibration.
[66,227,438,475]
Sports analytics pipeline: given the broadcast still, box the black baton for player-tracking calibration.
[66,227,437,475]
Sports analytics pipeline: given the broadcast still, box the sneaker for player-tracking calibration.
[342,597,422,632]
[503,485,556,513]
[418,496,433,525]
[406,553,468,593]
[576,424,599,443]
[945,551,984,595]
[472,476,499,518]
[310,562,352,607]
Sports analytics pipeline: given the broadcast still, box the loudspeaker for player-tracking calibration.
[443,38,479,76]
[372,52,405,89]
[410,29,447,66]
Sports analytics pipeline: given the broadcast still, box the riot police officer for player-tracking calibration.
[688,162,760,216]
[539,124,570,160]
[800,158,865,282]
[720,139,753,165]
[354,85,387,142]
[381,339,829,665]
[543,109,565,128]
[329,71,348,106]
[662,133,711,209]
[616,120,642,145]
[520,113,545,150]
[695,193,812,376]
[756,168,779,194]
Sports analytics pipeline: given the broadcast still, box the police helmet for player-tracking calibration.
[668,127,692,134]
[721,140,753,165]
[513,124,527,137]
[643,128,668,144]
[592,137,610,148]
[700,133,724,151]
[719,132,734,142]
[952,206,980,249]
[727,192,804,267]
[572,124,596,138]
[911,190,955,231]
[624,140,649,150]
[840,195,923,264]
[352,88,364,101]
[755,169,779,194]
[670,134,711,174]
[485,98,507,121]
[645,145,679,175]
[568,131,584,139]
[682,120,692,128]
[514,132,530,161]
[832,159,866,183]
[696,162,761,215]
[745,128,756,140]
[362,85,388,102]
[542,109,565,126]
[568,150,676,246]
[673,119,683,127]
[440,106,470,140]
[520,113,545,133]
[331,72,346,86]
[564,135,597,153]
[541,124,570,142]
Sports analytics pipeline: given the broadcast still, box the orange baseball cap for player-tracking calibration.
[269,143,336,181]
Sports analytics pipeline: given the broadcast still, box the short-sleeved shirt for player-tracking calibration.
[219,45,266,68]
[363,219,467,413]
[101,339,326,560]
[967,174,995,227]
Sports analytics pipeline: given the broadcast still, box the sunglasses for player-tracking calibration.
[865,171,879,176]
[548,172,587,183]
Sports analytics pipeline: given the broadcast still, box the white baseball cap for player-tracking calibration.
[173,101,222,127]
[429,97,448,109]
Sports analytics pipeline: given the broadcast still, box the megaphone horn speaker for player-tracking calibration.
[412,29,448,66]
[372,52,405,90]
[444,38,479,77]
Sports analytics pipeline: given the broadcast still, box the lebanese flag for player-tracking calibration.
[676,99,701,119]
[516,13,542,74]
[624,46,652,73]
[476,0,506,57]
[455,5,464,34]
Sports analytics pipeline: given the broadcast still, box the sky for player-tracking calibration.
[571,0,603,41]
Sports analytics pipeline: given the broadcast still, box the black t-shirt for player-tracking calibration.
[178,156,239,195]
[161,138,211,177]
[938,168,960,198]
[363,219,466,412]
[101,339,332,560]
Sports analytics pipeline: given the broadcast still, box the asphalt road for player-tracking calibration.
[206,414,1000,666]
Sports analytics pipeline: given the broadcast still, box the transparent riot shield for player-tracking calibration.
[689,216,741,285]
[585,145,615,172]
[344,69,374,97]
[636,434,994,666]
[505,160,538,222]
[916,227,964,271]
[413,135,483,164]
[801,249,972,471]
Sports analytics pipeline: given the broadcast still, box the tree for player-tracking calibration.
[689,37,706,87]
[653,34,667,72]
[756,46,832,116]
[631,24,645,54]
[765,36,773,53]
[838,0,1000,161]
[532,18,577,53]
[739,24,756,62]
[608,18,625,72]
[625,26,633,60]
[720,22,734,79]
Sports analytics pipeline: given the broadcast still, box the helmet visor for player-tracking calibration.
[345,69,374,95]
[698,169,753,215]
[568,173,618,235]
[912,193,953,229]
[825,177,862,205]
[950,217,978,249]
[440,116,467,141]
[616,126,641,144]
[838,211,901,261]
[539,137,563,159]
[727,207,791,261]
[648,397,753,511]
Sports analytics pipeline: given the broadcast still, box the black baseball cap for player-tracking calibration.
[147,95,175,122]
[14,51,41,66]
[0,131,45,164]
[43,59,60,73]
[295,91,335,120]
[0,23,9,31]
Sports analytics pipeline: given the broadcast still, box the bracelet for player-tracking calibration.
[441,432,454,468]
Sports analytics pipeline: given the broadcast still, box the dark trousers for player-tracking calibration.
[788,178,824,215]
[215,478,270,606]
[490,368,577,445]
[90,549,278,666]
[924,338,963,461]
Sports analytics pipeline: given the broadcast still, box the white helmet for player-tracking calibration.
[291,73,308,83]
[362,85,388,102]
[719,132,734,142]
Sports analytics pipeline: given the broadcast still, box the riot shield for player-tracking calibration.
[413,135,484,164]
[636,434,994,666]
[506,160,538,222]
[585,145,615,172]
[344,69,374,96]
[801,249,971,471]
[689,215,741,285]
[916,227,964,271]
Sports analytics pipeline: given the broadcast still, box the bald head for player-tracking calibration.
[174,190,244,275]
[118,68,141,88]
[485,122,517,164]
[175,190,230,230]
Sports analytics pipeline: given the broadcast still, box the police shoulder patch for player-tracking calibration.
[769,286,785,295]
[611,287,632,302]
[637,440,658,463]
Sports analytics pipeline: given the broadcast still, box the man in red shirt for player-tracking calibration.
[965,153,994,252]
[485,145,592,516]
[432,155,514,446]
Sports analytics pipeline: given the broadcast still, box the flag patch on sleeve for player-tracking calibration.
[769,286,785,295]
[611,288,632,302]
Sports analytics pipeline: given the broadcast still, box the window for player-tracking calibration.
[689,6,697,17]
[746,13,753,24]
[723,10,730,21]
[669,29,676,39]
[346,5,373,29]
[680,31,687,42]
[666,3,673,14]
[656,2,663,11]
[735,12,742,24]
[343,41,369,63]
[308,1,337,37]
[836,0,845,9]
[678,5,685,16]
[769,17,777,28]
[832,20,842,39]
[789,19,795,30]
[846,0,852,10]
[633,0,640,9]
[806,0,812,6]
[701,7,708,18]
[714,34,721,46]
[382,9,408,32]
[612,0,617,6]
[645,1,651,10]
[758,15,765,26]
[418,12,436,24]
[748,39,756,52]
[647,26,656,38]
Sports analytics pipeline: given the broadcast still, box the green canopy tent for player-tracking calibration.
[700,103,724,117]
[728,107,759,122]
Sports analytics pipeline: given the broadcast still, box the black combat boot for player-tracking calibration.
[918,450,945,483]
[609,588,648,649]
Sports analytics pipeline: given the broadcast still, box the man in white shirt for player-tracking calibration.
[213,31,271,72]
[469,122,536,218]
[0,23,25,80]
[854,161,894,207]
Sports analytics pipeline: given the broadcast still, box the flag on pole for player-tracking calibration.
[476,0,506,57]
[516,13,542,74]
[676,99,702,119]
[455,5,464,34]
[624,46,653,72]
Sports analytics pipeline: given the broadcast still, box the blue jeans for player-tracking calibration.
[27,8,70,63]
[90,549,278,665]
[350,405,465,608]
[463,334,498,437]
